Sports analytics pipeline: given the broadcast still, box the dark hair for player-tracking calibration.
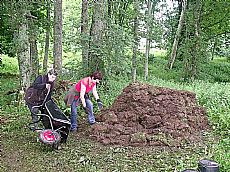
[90,71,103,80]
[48,69,58,76]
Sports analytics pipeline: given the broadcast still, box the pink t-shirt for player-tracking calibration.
[74,77,96,99]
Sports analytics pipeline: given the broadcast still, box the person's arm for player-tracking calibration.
[93,85,103,109]
[33,75,46,90]
[33,75,50,91]
[92,85,99,100]
[80,82,87,107]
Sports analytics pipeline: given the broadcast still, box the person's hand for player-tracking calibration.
[83,106,90,114]
[46,83,51,90]
[97,99,103,110]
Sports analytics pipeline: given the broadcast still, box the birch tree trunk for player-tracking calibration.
[167,0,187,69]
[43,0,51,73]
[145,0,152,80]
[53,0,62,75]
[81,0,89,71]
[132,0,139,82]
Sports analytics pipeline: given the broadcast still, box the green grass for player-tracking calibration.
[1,52,230,171]
[151,48,167,58]
[0,55,19,75]
[212,56,228,63]
[0,52,81,76]
[1,74,229,172]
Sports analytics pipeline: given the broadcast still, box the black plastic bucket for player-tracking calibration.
[198,159,219,172]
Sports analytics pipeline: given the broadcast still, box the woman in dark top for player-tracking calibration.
[25,69,58,130]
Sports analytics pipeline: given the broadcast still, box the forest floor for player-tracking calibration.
[0,76,220,172]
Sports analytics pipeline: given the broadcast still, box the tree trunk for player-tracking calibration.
[53,0,62,76]
[17,20,31,90]
[191,0,201,79]
[132,0,139,82]
[81,0,89,72]
[108,0,111,19]
[29,38,39,77]
[89,0,106,73]
[43,0,51,73]
[145,0,152,80]
[167,0,187,69]
[211,38,216,60]
[14,1,31,90]
[28,13,39,79]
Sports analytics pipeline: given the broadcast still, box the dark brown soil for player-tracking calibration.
[89,82,209,147]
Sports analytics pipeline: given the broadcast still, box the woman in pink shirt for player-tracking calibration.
[64,71,103,131]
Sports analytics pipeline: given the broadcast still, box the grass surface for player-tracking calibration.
[0,54,229,171]
[1,75,229,172]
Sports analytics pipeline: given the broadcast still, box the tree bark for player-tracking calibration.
[43,0,51,73]
[14,1,31,90]
[29,38,39,77]
[132,0,139,82]
[28,13,39,79]
[191,0,201,79]
[53,0,62,76]
[17,19,31,90]
[89,0,106,73]
[145,0,152,80]
[167,0,187,69]
[81,0,89,72]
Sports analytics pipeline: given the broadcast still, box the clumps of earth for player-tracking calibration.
[89,82,209,147]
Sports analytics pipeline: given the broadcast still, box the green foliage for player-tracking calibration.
[102,23,133,77]
[132,49,230,84]
[148,56,182,81]
[163,0,230,80]
[62,0,82,53]
[0,55,19,75]
[198,60,230,82]
[0,1,16,57]
[1,0,230,169]
[62,51,82,78]
[193,82,230,136]
[97,76,130,107]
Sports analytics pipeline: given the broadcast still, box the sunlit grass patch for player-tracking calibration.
[0,55,19,75]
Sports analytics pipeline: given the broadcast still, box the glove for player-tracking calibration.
[97,99,103,110]
[83,106,90,114]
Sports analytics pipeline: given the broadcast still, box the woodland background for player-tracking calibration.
[0,0,230,171]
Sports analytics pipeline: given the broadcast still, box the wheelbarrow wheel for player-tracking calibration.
[38,129,61,145]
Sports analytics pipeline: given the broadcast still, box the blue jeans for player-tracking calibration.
[70,98,96,130]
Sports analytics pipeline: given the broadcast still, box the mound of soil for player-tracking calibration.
[90,82,209,147]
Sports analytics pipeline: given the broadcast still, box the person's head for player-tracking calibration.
[90,71,103,84]
[47,69,58,82]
